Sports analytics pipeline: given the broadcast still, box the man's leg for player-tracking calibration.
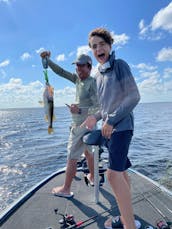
[84,149,94,183]
[52,159,77,194]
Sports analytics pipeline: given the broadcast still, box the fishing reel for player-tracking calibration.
[54,209,76,228]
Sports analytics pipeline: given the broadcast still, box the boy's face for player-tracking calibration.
[89,35,111,65]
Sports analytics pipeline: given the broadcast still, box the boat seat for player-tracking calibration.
[83,129,105,146]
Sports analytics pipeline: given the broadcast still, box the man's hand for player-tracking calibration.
[40,51,51,58]
[69,104,80,114]
[102,123,113,139]
[81,115,97,130]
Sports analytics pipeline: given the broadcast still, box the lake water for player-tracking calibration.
[0,102,172,212]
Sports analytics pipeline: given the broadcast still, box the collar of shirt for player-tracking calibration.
[98,51,115,73]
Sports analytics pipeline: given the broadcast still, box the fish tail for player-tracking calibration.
[47,100,54,134]
[49,101,54,125]
[48,127,54,134]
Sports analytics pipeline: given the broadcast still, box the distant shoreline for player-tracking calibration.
[0,101,172,110]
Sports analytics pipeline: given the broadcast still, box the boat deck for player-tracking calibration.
[0,169,172,229]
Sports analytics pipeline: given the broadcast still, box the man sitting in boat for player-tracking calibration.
[40,51,99,197]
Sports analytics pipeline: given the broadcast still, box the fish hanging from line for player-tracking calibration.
[42,57,55,134]
[43,81,55,134]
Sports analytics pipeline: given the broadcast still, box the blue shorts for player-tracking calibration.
[106,130,133,171]
[83,130,133,171]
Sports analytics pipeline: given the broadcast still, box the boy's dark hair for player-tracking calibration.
[88,28,114,47]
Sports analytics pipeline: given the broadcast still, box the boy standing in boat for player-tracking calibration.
[82,28,140,229]
[40,52,99,197]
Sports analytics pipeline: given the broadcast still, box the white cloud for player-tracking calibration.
[139,19,149,36]
[0,78,42,91]
[163,68,172,79]
[0,78,76,108]
[68,51,75,57]
[21,52,31,61]
[151,2,172,32]
[164,80,172,92]
[132,63,157,71]
[139,19,145,31]
[54,86,75,106]
[138,20,162,40]
[111,31,130,47]
[0,0,12,4]
[36,47,45,54]
[56,54,66,62]
[156,47,172,62]
[76,45,90,57]
[132,61,172,102]
[140,70,160,79]
[139,2,172,39]
[138,75,172,103]
[0,59,10,68]
[0,78,43,108]
[139,75,160,89]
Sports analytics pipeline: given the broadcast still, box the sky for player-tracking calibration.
[0,0,172,109]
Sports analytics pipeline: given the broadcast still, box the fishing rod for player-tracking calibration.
[54,205,117,229]
[54,195,147,229]
[66,205,117,229]
[151,187,172,215]
[140,192,171,228]
[66,196,145,229]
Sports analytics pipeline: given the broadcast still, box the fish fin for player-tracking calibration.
[48,127,54,134]
[44,115,48,121]
[38,100,44,106]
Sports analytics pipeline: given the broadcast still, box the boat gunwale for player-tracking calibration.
[0,167,172,226]
[129,168,172,197]
[0,166,72,225]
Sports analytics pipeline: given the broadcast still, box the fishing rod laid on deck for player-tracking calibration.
[54,205,117,229]
[140,192,172,229]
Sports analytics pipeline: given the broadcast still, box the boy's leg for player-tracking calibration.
[106,169,136,229]
[105,131,136,229]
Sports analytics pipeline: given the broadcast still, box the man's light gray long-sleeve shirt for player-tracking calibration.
[48,59,99,126]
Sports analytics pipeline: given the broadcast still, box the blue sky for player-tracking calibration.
[0,0,172,108]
